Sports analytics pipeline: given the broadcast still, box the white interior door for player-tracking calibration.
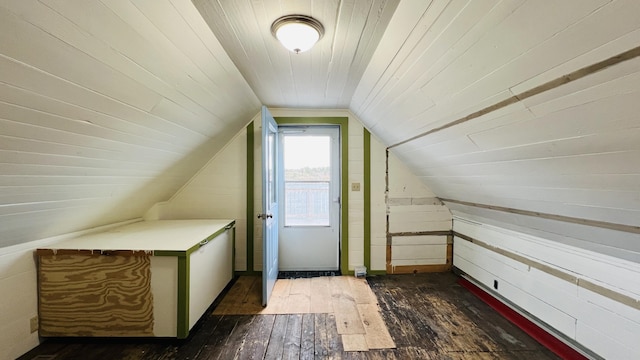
[261,106,278,306]
[278,126,340,271]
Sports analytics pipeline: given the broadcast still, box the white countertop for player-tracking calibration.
[38,219,234,252]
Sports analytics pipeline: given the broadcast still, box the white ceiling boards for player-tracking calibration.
[193,0,398,108]
[0,0,260,247]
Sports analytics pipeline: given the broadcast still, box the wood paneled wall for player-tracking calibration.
[148,128,249,271]
[453,217,640,359]
[352,0,640,259]
[385,153,452,273]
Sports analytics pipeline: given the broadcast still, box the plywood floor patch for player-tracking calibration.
[213,276,395,351]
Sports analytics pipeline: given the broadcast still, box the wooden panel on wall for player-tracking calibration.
[388,208,452,233]
[447,204,640,264]
[391,235,448,266]
[38,254,154,337]
[385,141,452,273]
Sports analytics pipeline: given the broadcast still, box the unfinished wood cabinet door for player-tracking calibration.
[38,254,154,337]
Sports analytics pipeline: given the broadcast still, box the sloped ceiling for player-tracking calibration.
[0,0,260,247]
[1,0,638,259]
[349,0,640,260]
[193,0,398,108]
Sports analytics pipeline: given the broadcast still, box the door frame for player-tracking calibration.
[277,125,341,271]
[245,116,350,275]
[274,117,349,274]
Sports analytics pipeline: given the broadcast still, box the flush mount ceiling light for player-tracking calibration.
[271,15,324,54]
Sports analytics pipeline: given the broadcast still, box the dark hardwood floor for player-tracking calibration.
[19,273,559,359]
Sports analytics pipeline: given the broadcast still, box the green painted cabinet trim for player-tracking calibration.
[176,254,189,339]
[155,220,235,339]
[184,221,236,256]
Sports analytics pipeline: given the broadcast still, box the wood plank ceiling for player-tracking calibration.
[0,0,260,247]
[193,0,399,108]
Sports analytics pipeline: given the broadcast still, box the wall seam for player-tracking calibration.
[443,198,640,235]
[454,231,640,311]
[388,45,640,149]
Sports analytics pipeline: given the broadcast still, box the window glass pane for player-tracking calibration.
[268,132,276,203]
[285,181,329,226]
[283,135,331,226]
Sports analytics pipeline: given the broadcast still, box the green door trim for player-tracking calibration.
[245,116,370,275]
[274,117,350,274]
[245,122,257,274]
[363,128,371,272]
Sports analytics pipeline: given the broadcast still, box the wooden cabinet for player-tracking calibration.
[36,219,235,338]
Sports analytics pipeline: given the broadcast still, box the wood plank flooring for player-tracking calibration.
[214,276,394,352]
[18,273,560,360]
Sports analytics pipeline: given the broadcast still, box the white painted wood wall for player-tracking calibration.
[152,108,442,274]
[146,128,249,271]
[0,220,140,360]
[454,217,640,359]
[386,152,452,269]
[0,0,259,249]
[370,136,387,271]
[352,0,640,260]
[374,135,454,272]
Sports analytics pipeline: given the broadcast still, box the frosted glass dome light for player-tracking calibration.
[271,15,324,54]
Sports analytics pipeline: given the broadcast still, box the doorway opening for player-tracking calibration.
[277,125,341,271]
